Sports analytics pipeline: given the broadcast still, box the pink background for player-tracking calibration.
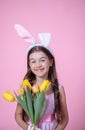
[0,0,85,130]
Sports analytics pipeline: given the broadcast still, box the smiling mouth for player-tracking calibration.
[34,68,44,71]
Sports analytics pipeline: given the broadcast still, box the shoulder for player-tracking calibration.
[59,84,63,89]
[59,84,65,91]
[59,85,67,102]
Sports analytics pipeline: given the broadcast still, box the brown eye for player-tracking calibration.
[30,60,36,64]
[41,59,45,62]
[40,57,47,63]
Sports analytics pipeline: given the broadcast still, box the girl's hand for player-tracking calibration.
[28,124,35,130]
[28,124,41,130]
[34,126,41,130]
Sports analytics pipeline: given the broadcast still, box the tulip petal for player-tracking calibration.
[32,84,39,93]
[3,91,15,102]
[22,79,32,90]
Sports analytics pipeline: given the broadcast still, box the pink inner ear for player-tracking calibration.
[23,36,31,39]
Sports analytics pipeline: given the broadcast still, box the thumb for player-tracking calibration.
[34,126,41,130]
[28,124,34,130]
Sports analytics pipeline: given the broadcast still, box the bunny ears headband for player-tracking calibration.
[14,24,53,55]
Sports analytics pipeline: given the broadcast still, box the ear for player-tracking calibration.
[50,59,53,67]
[38,33,51,47]
[14,24,35,44]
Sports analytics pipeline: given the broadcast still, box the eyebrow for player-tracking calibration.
[29,57,47,61]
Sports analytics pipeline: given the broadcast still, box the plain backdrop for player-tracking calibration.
[0,0,85,130]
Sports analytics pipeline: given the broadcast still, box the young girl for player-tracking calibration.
[14,25,69,130]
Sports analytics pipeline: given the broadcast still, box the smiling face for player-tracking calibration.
[29,51,53,80]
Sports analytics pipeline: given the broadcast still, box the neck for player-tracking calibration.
[36,76,48,86]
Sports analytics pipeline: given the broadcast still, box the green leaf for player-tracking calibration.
[26,86,34,123]
[16,94,29,116]
[33,92,46,125]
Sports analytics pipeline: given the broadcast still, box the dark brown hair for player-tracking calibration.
[24,46,61,121]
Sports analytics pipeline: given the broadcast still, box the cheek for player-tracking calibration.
[29,66,35,74]
[44,62,51,69]
[29,64,33,70]
[30,65,34,70]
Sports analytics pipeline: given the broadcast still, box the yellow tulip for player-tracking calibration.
[39,80,51,92]
[17,88,24,96]
[32,84,39,93]
[22,79,32,90]
[3,91,15,102]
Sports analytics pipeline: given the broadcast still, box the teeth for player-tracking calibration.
[36,70,41,71]
[35,68,44,71]
[37,69,43,70]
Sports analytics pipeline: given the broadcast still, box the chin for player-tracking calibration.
[33,71,48,78]
[36,74,45,78]
[36,73,48,78]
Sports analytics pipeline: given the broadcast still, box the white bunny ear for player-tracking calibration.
[14,24,35,44]
[38,33,51,47]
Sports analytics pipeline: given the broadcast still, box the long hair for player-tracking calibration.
[24,46,61,121]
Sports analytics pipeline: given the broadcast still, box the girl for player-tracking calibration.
[15,45,69,130]
[14,24,69,130]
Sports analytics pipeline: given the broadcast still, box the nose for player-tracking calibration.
[36,61,42,68]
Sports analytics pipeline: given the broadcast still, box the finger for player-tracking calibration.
[28,124,32,130]
[31,125,35,130]
[34,127,41,130]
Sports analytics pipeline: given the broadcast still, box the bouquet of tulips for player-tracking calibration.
[3,79,51,126]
